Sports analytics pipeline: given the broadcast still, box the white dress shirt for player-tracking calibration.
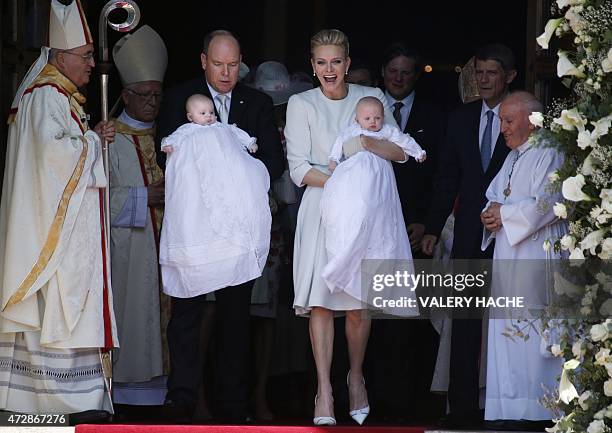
[384,90,415,132]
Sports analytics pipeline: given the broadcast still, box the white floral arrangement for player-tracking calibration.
[534,1,612,432]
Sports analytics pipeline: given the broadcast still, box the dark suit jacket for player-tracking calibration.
[391,92,446,228]
[425,100,510,259]
[156,77,284,181]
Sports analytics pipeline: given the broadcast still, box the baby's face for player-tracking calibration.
[188,100,216,125]
[356,102,383,132]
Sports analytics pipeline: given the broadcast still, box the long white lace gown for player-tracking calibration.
[159,122,271,298]
[321,123,425,307]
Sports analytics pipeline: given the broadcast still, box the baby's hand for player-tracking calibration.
[248,143,258,154]
[328,160,338,172]
[417,153,427,163]
[162,145,174,154]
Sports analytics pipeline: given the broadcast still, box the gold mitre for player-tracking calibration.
[458,56,481,104]
[113,25,168,85]
[48,0,93,50]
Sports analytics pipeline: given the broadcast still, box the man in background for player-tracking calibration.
[110,24,168,407]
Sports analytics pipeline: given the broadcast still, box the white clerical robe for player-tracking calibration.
[482,141,565,421]
[0,61,117,413]
[109,112,166,404]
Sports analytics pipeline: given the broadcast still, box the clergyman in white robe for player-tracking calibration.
[0,51,118,414]
[481,140,565,421]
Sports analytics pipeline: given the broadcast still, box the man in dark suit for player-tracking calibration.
[367,43,446,422]
[421,43,517,428]
[382,43,445,256]
[157,29,284,423]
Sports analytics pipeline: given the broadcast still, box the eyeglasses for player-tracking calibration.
[126,88,163,101]
[62,50,96,61]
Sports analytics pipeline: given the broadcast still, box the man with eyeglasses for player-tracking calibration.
[0,0,117,420]
[108,25,169,409]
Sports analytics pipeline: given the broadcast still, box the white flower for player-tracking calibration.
[559,359,580,403]
[562,174,590,201]
[560,235,576,251]
[569,247,585,260]
[565,9,586,34]
[595,348,611,365]
[572,340,585,358]
[557,0,584,8]
[548,171,560,182]
[581,152,595,176]
[551,344,563,357]
[554,107,587,131]
[554,202,568,218]
[537,19,564,49]
[602,47,612,73]
[605,379,612,397]
[578,390,591,410]
[601,189,612,207]
[529,111,544,128]
[592,114,612,139]
[587,419,607,433]
[596,212,611,225]
[594,409,605,420]
[590,206,603,219]
[606,404,612,418]
[543,239,552,251]
[580,229,605,254]
[591,323,609,342]
[557,51,586,78]
[600,238,612,260]
[577,130,594,149]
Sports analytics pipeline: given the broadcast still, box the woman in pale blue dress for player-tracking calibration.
[284,29,408,426]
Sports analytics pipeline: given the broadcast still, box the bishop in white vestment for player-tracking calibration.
[481,91,564,422]
[0,0,117,414]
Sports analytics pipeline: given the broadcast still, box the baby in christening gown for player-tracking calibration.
[320,96,425,311]
[159,94,271,298]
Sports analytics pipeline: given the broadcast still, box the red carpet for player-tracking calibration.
[76,425,428,433]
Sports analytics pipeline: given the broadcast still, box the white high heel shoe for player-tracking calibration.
[313,395,336,426]
[347,371,370,425]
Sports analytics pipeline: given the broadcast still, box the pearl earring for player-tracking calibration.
[313,71,316,76]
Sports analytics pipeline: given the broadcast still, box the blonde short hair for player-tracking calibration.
[186,93,212,112]
[310,29,349,57]
[357,96,383,112]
